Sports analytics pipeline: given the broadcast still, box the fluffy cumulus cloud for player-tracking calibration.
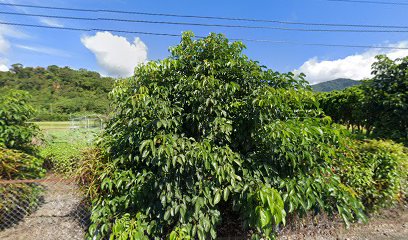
[81,32,148,77]
[295,41,408,84]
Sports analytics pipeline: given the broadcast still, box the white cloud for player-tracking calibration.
[0,24,28,39]
[0,56,8,71]
[295,41,408,84]
[0,62,8,71]
[0,34,10,53]
[81,31,148,77]
[0,15,30,71]
[15,44,70,57]
[40,18,64,28]
[0,27,10,71]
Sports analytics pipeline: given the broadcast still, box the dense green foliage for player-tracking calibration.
[318,55,408,144]
[0,64,114,120]
[0,148,44,180]
[0,90,39,152]
[337,140,408,210]
[312,78,362,92]
[86,32,378,239]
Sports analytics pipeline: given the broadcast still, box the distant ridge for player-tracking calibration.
[311,78,362,92]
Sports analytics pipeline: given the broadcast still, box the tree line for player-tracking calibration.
[318,55,408,145]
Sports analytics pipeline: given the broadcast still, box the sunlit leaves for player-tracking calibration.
[89,32,369,240]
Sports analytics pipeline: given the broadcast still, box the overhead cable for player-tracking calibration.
[0,2,408,30]
[1,21,407,50]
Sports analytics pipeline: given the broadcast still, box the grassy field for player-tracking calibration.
[34,121,72,130]
[33,121,101,175]
[33,121,100,142]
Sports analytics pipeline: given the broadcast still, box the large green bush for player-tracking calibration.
[88,32,370,239]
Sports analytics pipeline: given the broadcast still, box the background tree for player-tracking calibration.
[368,55,408,141]
[317,55,408,144]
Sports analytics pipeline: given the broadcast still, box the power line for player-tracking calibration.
[1,10,408,33]
[1,21,407,50]
[1,2,408,30]
[327,0,408,6]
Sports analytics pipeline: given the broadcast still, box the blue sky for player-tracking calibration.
[0,0,407,83]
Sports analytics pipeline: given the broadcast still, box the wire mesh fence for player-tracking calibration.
[0,174,90,240]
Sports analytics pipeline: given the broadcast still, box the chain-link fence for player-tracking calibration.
[0,174,90,240]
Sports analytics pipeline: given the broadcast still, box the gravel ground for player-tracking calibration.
[1,177,406,240]
[0,176,87,240]
[279,205,408,240]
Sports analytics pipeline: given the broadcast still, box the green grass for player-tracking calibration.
[33,121,72,129]
[33,121,102,175]
[32,121,100,142]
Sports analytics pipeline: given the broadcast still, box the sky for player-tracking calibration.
[0,0,407,84]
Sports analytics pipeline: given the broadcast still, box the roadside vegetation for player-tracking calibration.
[0,90,45,228]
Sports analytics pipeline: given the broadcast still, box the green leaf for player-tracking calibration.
[164,209,171,221]
[214,191,221,205]
[223,187,230,201]
[256,206,270,228]
[169,231,177,240]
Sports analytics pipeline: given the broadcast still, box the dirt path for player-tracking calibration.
[0,176,86,240]
[1,176,406,240]
[279,205,408,240]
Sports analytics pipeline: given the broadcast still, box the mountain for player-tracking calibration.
[311,78,362,92]
[0,64,115,121]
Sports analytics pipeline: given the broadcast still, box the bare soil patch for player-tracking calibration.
[279,205,408,240]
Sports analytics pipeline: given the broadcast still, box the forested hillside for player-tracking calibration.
[0,64,115,120]
[312,78,362,92]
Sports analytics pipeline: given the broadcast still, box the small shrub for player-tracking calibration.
[0,147,45,228]
[76,148,106,199]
